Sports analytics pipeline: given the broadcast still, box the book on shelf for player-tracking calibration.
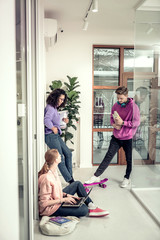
[49,216,71,225]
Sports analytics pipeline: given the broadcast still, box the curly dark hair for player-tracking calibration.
[46,88,67,109]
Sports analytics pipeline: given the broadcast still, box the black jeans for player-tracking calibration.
[94,135,132,179]
[51,181,92,217]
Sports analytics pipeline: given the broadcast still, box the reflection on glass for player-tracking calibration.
[135,49,154,72]
[94,48,119,86]
[127,78,134,92]
[149,88,160,162]
[93,131,117,164]
[156,92,160,162]
[124,49,134,72]
[93,89,117,128]
[133,82,150,160]
[125,78,150,160]
[156,131,160,163]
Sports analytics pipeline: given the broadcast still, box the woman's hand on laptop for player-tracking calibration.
[66,194,79,199]
[64,195,80,204]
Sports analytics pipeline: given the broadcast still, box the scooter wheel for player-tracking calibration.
[85,187,90,193]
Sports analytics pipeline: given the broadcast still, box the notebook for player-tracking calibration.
[112,111,120,120]
[61,188,92,207]
[49,216,71,225]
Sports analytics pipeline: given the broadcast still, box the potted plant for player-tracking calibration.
[49,75,80,144]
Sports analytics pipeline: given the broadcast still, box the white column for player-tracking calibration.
[0,1,19,240]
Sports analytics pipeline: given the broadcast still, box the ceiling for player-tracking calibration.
[138,0,160,11]
[44,0,141,35]
[44,0,160,47]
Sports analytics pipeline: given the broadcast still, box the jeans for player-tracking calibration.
[95,135,132,179]
[45,133,72,182]
[51,181,92,217]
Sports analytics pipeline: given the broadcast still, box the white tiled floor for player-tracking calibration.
[34,166,160,240]
[132,188,160,224]
[131,165,160,226]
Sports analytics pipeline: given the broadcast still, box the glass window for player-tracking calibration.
[94,48,119,86]
[124,49,134,72]
[93,131,117,164]
[93,89,117,128]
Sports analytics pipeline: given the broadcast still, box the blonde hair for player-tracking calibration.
[38,149,59,178]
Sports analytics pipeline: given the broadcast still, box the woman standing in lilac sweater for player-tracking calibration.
[85,86,140,188]
[44,89,74,184]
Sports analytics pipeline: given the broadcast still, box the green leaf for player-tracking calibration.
[64,82,70,89]
[71,125,77,130]
[49,80,63,90]
[64,132,73,142]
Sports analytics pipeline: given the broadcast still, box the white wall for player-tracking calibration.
[0,1,19,240]
[45,23,134,168]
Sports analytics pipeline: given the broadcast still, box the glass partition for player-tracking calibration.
[135,49,154,73]
[131,5,160,227]
[16,0,29,239]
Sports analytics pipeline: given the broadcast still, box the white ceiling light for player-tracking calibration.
[146,24,153,35]
[82,0,98,30]
[92,0,98,12]
[83,19,89,31]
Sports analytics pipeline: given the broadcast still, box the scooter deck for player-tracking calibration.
[83,178,108,188]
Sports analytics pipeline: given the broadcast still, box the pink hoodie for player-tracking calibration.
[38,170,63,216]
[110,98,140,140]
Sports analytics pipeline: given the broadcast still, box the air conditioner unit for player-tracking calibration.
[44,18,58,49]
[44,18,57,37]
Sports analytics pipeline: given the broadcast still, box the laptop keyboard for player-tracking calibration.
[75,198,83,205]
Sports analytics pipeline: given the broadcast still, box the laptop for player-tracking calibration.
[61,188,92,207]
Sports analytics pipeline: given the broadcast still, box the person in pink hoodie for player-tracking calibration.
[38,149,109,217]
[85,86,140,188]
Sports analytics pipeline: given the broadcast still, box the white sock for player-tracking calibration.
[88,202,96,209]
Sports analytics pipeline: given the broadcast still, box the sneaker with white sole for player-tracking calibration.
[89,207,109,217]
[85,175,101,184]
[120,178,130,188]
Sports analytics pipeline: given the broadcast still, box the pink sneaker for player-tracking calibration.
[89,207,109,217]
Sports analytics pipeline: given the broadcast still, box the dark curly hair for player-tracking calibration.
[46,88,67,109]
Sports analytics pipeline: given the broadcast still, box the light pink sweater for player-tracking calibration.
[38,170,63,216]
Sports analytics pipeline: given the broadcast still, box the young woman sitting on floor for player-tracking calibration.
[38,149,109,218]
